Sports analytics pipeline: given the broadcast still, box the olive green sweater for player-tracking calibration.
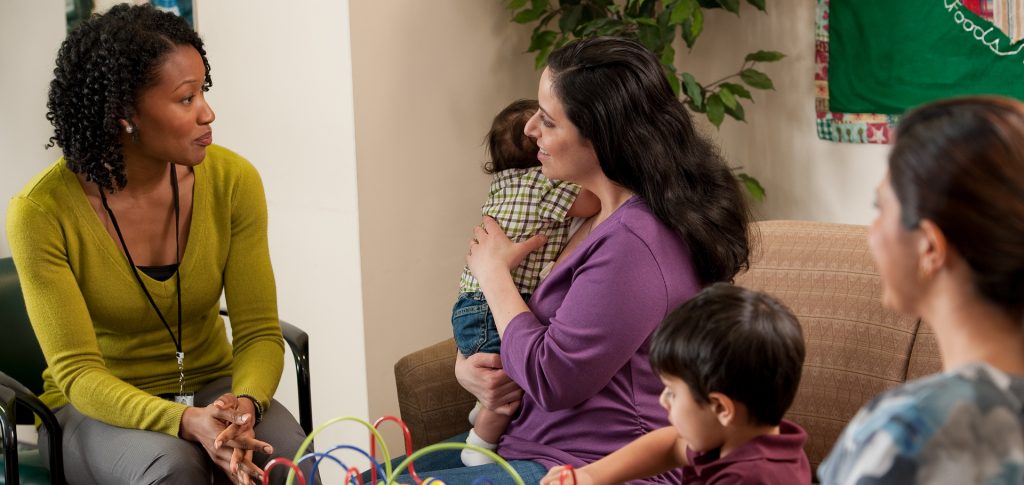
[6,145,284,436]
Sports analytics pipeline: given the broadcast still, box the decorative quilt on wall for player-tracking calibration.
[816,0,1024,144]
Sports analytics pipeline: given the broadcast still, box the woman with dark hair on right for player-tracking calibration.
[818,96,1024,484]
[382,36,750,484]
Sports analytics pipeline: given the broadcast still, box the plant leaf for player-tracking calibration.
[724,100,746,121]
[514,8,546,23]
[559,5,583,33]
[579,17,619,37]
[637,24,663,53]
[717,0,741,14]
[718,85,737,109]
[740,68,775,89]
[719,82,752,100]
[706,93,725,128]
[660,43,676,66]
[539,8,561,28]
[509,0,530,11]
[638,0,658,16]
[514,0,550,23]
[669,0,695,25]
[535,44,554,70]
[746,0,766,11]
[744,50,785,62]
[528,30,558,53]
[737,172,766,201]
[680,8,703,48]
[682,72,703,109]
[666,69,681,96]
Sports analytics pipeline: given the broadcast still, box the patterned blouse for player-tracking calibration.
[818,362,1024,484]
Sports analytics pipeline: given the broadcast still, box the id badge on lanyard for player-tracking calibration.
[174,351,193,406]
[101,164,191,406]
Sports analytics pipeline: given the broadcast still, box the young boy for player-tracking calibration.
[541,283,810,484]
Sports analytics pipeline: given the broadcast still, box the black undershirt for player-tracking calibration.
[137,263,178,282]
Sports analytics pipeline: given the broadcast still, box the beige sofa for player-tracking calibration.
[394,220,942,478]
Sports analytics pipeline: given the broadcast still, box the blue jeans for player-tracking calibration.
[364,433,546,485]
[452,292,530,356]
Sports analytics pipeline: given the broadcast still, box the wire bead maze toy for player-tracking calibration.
[260,415,579,485]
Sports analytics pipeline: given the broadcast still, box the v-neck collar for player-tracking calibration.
[61,160,203,294]
[533,194,641,295]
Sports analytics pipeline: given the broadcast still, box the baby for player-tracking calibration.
[454,99,598,466]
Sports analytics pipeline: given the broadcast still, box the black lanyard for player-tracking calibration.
[99,164,185,389]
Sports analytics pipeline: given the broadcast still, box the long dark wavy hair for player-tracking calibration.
[890,96,1024,317]
[46,3,211,193]
[545,37,751,285]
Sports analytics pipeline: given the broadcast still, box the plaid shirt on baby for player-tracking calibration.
[460,166,581,294]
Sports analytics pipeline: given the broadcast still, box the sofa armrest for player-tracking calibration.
[395,338,475,450]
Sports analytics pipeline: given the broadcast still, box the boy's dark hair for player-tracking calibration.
[650,283,805,426]
[484,99,541,174]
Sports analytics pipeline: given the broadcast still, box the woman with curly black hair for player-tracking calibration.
[6,4,309,484]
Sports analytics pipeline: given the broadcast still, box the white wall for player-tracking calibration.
[1,1,367,482]
[197,2,366,481]
[0,1,65,258]
[0,1,65,447]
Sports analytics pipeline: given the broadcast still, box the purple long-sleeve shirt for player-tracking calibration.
[498,196,700,484]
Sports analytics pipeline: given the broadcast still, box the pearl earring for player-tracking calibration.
[126,125,134,134]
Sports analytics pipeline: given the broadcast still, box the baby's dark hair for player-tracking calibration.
[650,283,805,426]
[484,99,541,174]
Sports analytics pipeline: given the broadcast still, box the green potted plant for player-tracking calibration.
[505,0,782,201]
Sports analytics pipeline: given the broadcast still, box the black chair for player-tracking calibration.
[0,257,62,485]
[0,257,312,485]
[219,308,313,435]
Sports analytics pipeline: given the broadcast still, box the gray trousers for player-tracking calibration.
[40,377,317,485]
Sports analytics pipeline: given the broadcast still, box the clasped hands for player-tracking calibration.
[180,393,270,485]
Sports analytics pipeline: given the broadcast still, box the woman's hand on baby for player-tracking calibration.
[467,216,547,285]
[541,465,595,485]
[455,352,523,415]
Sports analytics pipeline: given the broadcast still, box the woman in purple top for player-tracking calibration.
[404,37,751,484]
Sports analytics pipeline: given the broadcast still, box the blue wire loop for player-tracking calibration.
[302,445,384,482]
[283,416,525,485]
